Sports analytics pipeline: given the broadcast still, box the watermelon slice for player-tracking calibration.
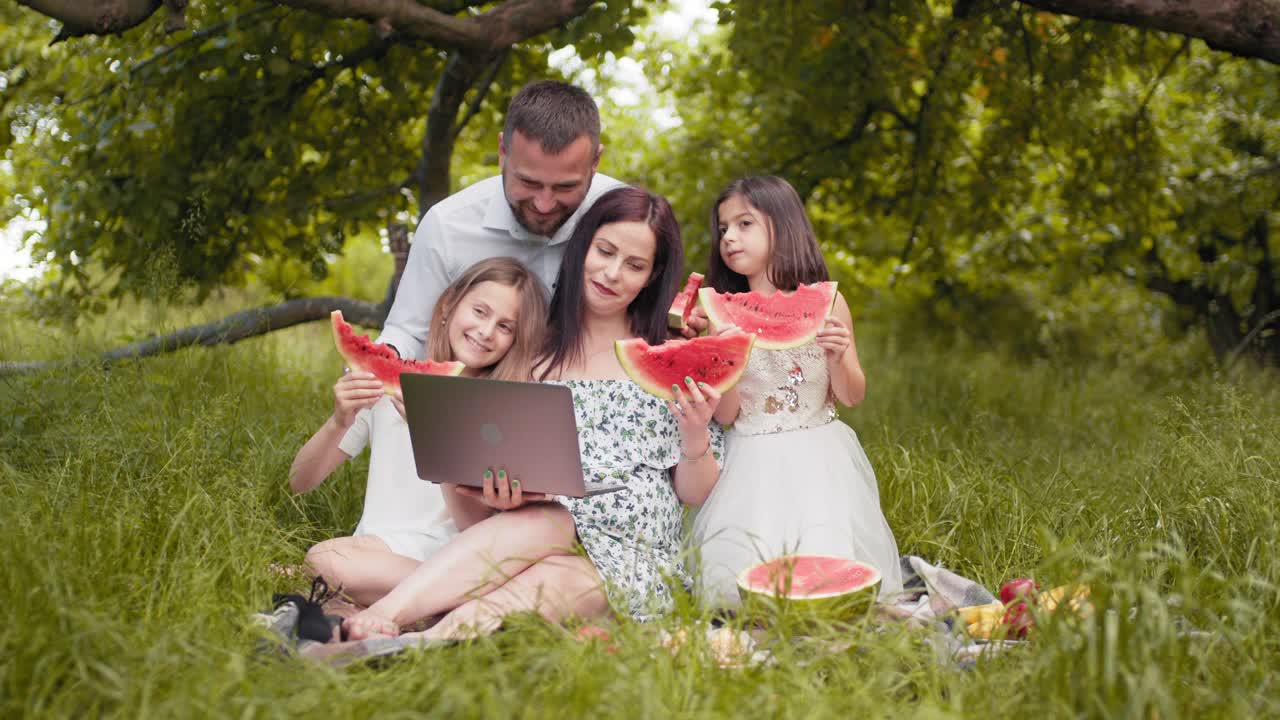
[330,310,465,397]
[737,555,881,619]
[667,272,705,330]
[698,281,839,350]
[615,333,755,402]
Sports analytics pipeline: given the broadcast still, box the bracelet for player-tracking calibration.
[680,437,712,462]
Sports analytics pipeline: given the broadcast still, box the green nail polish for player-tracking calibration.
[498,470,506,479]
[511,479,519,488]
[672,384,680,393]
[685,376,694,385]
[484,470,492,479]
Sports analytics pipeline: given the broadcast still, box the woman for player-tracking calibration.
[344,186,723,640]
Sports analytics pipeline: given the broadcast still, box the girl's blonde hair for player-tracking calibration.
[425,257,547,381]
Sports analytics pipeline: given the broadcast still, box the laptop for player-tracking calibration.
[400,373,626,498]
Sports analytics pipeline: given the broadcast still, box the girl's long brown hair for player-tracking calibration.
[426,257,547,381]
[706,175,829,293]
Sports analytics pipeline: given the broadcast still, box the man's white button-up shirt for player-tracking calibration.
[379,172,624,360]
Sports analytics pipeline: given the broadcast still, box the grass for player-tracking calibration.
[2,293,1278,718]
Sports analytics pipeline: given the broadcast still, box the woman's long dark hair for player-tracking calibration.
[537,186,684,379]
[706,175,829,293]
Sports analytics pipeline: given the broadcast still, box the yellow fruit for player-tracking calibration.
[957,602,1004,624]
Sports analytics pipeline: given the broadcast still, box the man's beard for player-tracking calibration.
[509,199,572,237]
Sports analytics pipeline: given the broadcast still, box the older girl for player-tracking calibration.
[290,257,546,605]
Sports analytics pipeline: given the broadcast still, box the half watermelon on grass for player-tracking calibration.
[698,281,839,350]
[330,310,465,397]
[737,555,881,620]
[615,333,755,402]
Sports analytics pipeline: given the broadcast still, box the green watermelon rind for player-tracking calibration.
[667,272,705,330]
[330,310,465,396]
[698,281,839,350]
[615,333,755,402]
[736,555,881,620]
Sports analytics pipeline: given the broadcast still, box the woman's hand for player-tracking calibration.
[667,376,722,458]
[454,468,548,511]
[333,370,384,427]
[815,315,852,363]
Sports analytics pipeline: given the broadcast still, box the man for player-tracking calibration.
[379,80,624,359]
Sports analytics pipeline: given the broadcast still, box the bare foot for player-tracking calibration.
[344,609,401,640]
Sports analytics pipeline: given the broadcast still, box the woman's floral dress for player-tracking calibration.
[550,379,724,621]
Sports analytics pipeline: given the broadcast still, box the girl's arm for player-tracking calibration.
[289,371,384,493]
[815,293,867,407]
[669,379,722,506]
[289,417,354,493]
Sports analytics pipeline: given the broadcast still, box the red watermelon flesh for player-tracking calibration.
[738,556,880,599]
[615,333,755,402]
[698,281,839,350]
[667,272,705,330]
[330,310,465,396]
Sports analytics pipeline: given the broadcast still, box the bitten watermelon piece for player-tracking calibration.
[698,281,839,350]
[737,555,881,619]
[615,333,755,402]
[330,310,465,397]
[667,272,705,330]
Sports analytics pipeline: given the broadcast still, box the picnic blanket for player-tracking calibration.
[257,556,1015,668]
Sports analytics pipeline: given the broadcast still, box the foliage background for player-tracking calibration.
[2,1,1279,717]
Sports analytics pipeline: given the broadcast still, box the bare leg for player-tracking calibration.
[345,502,577,639]
[420,555,609,641]
[303,535,421,607]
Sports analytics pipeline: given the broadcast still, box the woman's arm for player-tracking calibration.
[672,427,720,506]
[443,485,496,531]
[668,378,722,506]
[816,293,866,407]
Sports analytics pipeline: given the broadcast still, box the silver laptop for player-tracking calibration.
[400,373,626,498]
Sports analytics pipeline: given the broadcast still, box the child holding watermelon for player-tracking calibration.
[687,175,904,608]
[289,257,548,606]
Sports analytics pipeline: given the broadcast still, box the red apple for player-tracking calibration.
[1002,601,1034,638]
[999,577,1039,605]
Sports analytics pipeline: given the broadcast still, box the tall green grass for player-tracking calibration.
[2,295,1278,718]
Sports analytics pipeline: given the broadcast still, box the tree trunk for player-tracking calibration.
[0,296,384,375]
[416,50,505,217]
[1018,0,1280,65]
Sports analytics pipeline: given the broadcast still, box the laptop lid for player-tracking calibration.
[400,374,617,498]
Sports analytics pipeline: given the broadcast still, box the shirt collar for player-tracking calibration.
[482,186,532,242]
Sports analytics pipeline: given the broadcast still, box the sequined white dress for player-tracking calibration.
[691,342,904,607]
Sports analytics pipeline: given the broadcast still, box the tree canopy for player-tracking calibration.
[624,1,1279,365]
[3,0,1279,366]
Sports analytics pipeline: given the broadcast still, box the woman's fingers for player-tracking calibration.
[508,474,522,506]
[682,376,706,406]
[496,469,512,505]
[482,468,496,505]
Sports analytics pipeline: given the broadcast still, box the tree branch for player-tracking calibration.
[277,0,594,53]
[16,0,162,40]
[0,296,385,375]
[451,50,508,143]
[1017,0,1280,65]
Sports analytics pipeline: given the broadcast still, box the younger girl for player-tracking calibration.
[690,175,904,607]
[289,257,547,606]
